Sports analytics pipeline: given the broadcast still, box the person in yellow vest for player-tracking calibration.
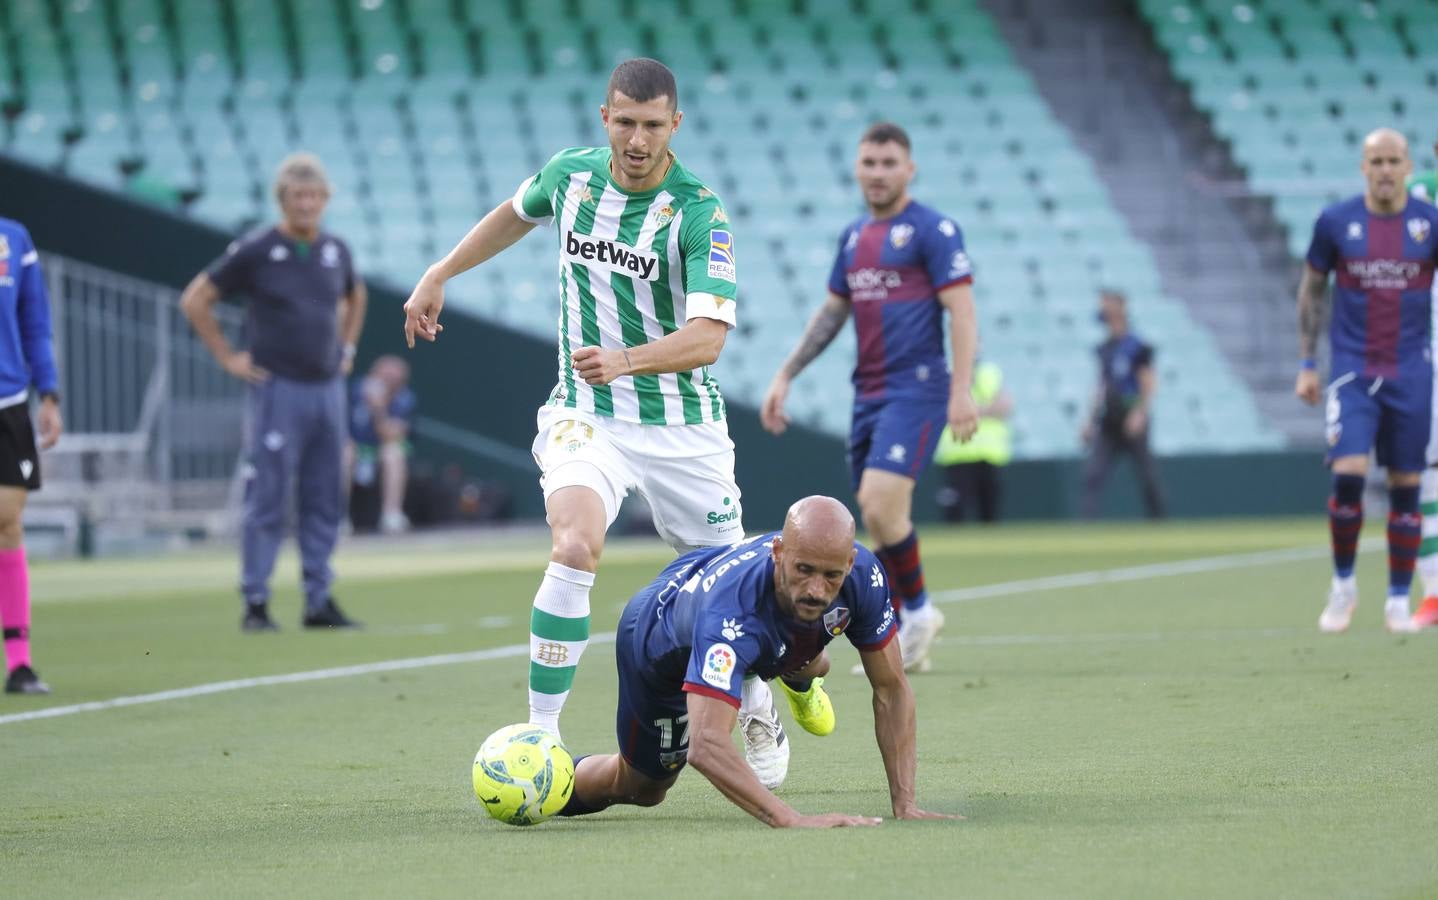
[934,360,1012,523]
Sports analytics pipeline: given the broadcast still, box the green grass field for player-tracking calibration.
[4,519,1436,899]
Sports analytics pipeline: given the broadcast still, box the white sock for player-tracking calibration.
[527,562,595,738]
[1386,594,1411,615]
[1332,574,1357,594]
[738,676,773,719]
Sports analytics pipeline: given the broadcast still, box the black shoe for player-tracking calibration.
[242,605,280,633]
[4,664,51,695]
[303,598,362,630]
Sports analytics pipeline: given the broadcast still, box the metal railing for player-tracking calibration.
[32,254,246,542]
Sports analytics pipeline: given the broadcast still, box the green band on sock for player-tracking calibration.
[1422,537,1438,555]
[1423,501,1438,516]
[529,662,576,695]
[530,608,590,642]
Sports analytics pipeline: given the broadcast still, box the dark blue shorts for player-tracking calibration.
[1325,370,1432,473]
[614,595,691,781]
[847,395,949,491]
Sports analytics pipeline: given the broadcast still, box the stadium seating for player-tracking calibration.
[0,0,1281,457]
[1141,0,1438,258]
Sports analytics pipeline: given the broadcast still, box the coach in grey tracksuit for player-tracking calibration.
[180,153,368,631]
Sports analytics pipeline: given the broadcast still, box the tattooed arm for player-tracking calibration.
[759,292,853,435]
[1295,264,1329,405]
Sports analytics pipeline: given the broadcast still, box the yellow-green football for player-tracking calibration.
[472,724,575,826]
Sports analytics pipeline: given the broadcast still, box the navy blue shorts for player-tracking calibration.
[614,595,691,781]
[1325,370,1432,473]
[847,395,949,491]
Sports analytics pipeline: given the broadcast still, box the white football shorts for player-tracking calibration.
[530,405,744,551]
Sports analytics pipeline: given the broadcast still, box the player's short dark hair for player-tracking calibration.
[607,58,678,111]
[859,121,912,152]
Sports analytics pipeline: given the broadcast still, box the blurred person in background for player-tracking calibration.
[934,357,1011,524]
[760,121,980,675]
[1079,289,1165,520]
[0,217,61,695]
[1299,128,1438,634]
[348,354,416,534]
[180,153,368,632]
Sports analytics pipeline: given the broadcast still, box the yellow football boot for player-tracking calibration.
[775,676,835,736]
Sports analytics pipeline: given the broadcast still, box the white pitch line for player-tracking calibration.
[0,539,1350,728]
[929,542,1344,605]
[0,635,612,727]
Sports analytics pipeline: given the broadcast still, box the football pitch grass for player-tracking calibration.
[4,518,1436,899]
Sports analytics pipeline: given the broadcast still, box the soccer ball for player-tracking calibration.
[472,723,575,826]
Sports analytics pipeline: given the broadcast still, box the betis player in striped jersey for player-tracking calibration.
[1406,137,1438,629]
[402,59,810,784]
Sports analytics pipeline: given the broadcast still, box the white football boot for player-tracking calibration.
[1318,578,1358,633]
[897,603,946,672]
[738,678,789,790]
[1385,596,1416,633]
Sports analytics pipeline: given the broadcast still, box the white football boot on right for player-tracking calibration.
[897,603,946,672]
[1384,596,1416,633]
[1318,578,1358,633]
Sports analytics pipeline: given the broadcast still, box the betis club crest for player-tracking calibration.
[1408,217,1431,245]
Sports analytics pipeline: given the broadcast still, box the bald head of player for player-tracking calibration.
[1360,127,1413,214]
[771,496,859,623]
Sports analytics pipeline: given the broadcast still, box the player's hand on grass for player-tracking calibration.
[222,350,270,385]
[37,396,62,450]
[760,377,791,435]
[948,392,980,442]
[893,806,964,821]
[786,812,883,828]
[1295,369,1320,405]
[571,346,629,385]
[403,277,446,348]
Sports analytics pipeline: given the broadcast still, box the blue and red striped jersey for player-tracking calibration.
[827,200,971,402]
[621,533,896,710]
[1306,195,1438,378]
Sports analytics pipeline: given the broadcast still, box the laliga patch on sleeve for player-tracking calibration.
[707,229,736,283]
[701,641,737,690]
[948,249,972,280]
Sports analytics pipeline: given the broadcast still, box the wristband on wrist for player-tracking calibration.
[39,390,59,404]
[1299,358,1316,371]
[342,343,357,361]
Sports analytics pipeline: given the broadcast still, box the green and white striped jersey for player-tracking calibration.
[1409,170,1438,205]
[512,147,737,426]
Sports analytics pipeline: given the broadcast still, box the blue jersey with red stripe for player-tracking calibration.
[1306,195,1438,378]
[827,200,972,402]
[623,533,896,710]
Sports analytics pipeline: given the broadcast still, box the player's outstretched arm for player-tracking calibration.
[684,691,881,829]
[570,316,727,386]
[1294,264,1329,405]
[760,292,852,434]
[404,200,535,348]
[859,639,962,821]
